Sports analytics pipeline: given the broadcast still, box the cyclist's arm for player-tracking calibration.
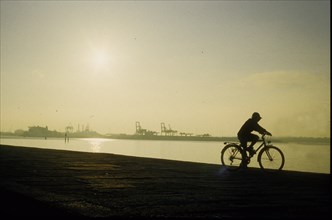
[254,123,271,136]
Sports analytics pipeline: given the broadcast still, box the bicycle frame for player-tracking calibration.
[224,134,269,157]
[251,135,270,156]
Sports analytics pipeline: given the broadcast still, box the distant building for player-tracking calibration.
[28,126,48,137]
[26,126,62,137]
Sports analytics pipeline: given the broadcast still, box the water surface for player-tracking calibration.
[0,137,329,174]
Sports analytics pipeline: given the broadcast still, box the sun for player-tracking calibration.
[91,49,110,72]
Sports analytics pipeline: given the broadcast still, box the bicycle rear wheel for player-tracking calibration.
[221,144,243,171]
[258,146,285,171]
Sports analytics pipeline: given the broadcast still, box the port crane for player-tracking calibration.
[160,122,177,136]
[135,122,157,136]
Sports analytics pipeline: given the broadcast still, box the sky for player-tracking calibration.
[0,1,330,137]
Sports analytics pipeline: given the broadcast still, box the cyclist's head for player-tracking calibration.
[252,112,262,121]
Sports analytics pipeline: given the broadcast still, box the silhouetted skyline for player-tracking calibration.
[0,1,330,137]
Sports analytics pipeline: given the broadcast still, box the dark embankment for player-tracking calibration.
[0,144,330,219]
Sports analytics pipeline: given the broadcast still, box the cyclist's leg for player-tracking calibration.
[238,135,247,149]
[238,136,248,168]
[247,134,259,149]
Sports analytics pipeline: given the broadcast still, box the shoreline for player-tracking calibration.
[1,134,330,144]
[1,144,330,218]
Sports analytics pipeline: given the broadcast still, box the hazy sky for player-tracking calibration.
[1,1,330,137]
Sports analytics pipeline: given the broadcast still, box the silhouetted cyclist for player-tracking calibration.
[237,112,272,167]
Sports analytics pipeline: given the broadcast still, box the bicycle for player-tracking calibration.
[221,133,285,171]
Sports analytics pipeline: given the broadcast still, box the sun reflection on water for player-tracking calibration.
[84,138,111,153]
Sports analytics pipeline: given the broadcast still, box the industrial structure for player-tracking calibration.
[134,122,196,137]
[160,122,177,136]
[135,122,158,136]
[65,123,74,133]
[179,132,193,137]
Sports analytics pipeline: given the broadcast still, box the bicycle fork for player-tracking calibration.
[264,149,274,161]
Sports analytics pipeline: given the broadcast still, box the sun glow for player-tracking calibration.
[91,49,111,72]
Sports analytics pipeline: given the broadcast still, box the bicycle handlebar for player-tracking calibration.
[262,132,272,137]
[261,132,272,140]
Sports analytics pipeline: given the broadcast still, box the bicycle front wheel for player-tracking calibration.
[221,144,243,171]
[258,146,285,171]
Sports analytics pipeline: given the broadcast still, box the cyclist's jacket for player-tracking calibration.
[237,118,267,138]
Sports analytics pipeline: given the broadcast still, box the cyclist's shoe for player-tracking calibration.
[240,156,250,170]
[240,162,248,169]
[247,147,255,157]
